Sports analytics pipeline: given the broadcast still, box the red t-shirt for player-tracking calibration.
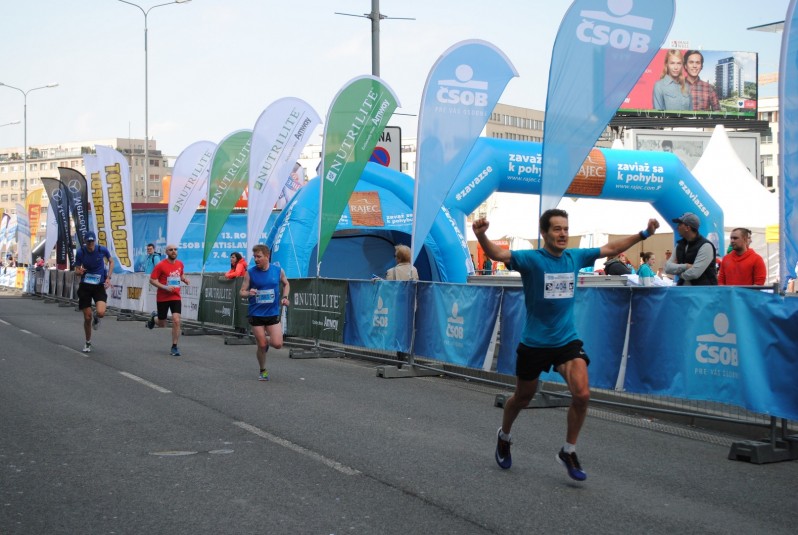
[151,259,185,302]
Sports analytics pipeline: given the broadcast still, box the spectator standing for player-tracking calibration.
[136,243,163,274]
[224,252,247,279]
[74,232,114,353]
[718,228,766,285]
[239,244,290,381]
[482,256,494,275]
[386,245,419,281]
[474,209,659,481]
[638,252,657,286]
[665,212,718,286]
[146,244,189,356]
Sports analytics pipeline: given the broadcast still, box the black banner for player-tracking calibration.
[41,177,73,268]
[58,167,90,247]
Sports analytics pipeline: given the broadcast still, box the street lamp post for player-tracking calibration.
[118,0,191,202]
[0,82,59,202]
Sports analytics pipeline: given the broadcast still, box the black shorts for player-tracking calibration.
[515,340,590,381]
[78,282,107,310]
[248,315,281,327]
[156,300,182,320]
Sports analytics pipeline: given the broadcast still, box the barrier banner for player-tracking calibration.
[344,280,415,352]
[319,76,399,265]
[414,282,500,368]
[285,278,347,343]
[780,0,798,286]
[625,287,798,420]
[198,274,238,327]
[539,0,675,213]
[412,39,517,262]
[498,287,629,387]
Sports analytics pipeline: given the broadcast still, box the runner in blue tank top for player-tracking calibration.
[474,208,660,481]
[239,244,290,381]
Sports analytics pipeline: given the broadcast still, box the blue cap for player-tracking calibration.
[85,231,96,241]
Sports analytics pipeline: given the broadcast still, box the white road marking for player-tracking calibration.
[20,329,32,334]
[58,344,90,357]
[118,371,172,393]
[0,319,9,325]
[233,421,360,476]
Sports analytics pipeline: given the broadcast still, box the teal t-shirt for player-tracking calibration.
[508,247,600,348]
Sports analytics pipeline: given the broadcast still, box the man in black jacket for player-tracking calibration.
[665,212,717,285]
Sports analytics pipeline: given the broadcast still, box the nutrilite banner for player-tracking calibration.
[248,98,321,258]
[319,76,398,266]
[285,278,347,343]
[539,0,675,213]
[204,130,252,266]
[167,140,215,247]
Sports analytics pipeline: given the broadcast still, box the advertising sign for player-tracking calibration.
[618,49,758,117]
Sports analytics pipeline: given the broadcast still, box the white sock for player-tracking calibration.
[498,428,511,441]
[563,442,576,454]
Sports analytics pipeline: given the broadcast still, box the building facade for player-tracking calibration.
[0,137,171,217]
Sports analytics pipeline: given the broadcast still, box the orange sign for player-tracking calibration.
[566,148,607,197]
[348,191,384,227]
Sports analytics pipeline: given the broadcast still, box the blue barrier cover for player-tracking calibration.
[345,280,416,352]
[414,283,500,368]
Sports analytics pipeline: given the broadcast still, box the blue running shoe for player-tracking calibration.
[495,428,512,469]
[258,370,270,381]
[557,449,587,481]
[170,346,181,357]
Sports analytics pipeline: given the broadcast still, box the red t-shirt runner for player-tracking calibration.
[150,259,186,302]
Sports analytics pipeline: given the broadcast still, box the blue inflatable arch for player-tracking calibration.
[446,137,725,252]
[267,163,472,282]
[268,137,725,283]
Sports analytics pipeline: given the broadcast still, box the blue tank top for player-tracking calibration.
[247,264,281,317]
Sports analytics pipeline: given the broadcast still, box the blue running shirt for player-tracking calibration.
[508,247,600,348]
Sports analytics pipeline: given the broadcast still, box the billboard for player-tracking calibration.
[618,49,758,118]
[625,129,760,178]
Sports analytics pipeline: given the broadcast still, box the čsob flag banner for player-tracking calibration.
[203,130,252,266]
[58,167,90,247]
[412,39,517,262]
[82,154,105,244]
[319,76,399,265]
[248,97,321,257]
[95,145,135,272]
[780,0,798,285]
[539,0,675,213]
[167,140,215,247]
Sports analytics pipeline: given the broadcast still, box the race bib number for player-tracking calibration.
[83,273,101,285]
[167,275,181,287]
[544,273,574,299]
[255,289,275,304]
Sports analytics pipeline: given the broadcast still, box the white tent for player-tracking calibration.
[691,125,779,282]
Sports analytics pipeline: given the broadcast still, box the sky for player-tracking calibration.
[0,0,791,158]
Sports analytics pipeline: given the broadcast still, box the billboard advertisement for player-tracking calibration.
[625,129,761,178]
[618,49,758,118]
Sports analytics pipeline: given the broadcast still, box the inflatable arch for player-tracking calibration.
[447,137,724,251]
[268,137,725,283]
[267,163,472,282]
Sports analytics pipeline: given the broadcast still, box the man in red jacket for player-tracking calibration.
[718,228,766,285]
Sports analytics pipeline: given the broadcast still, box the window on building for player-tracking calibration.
[29,163,37,171]
[0,195,8,202]
[11,194,18,201]
[11,180,17,187]
[0,167,5,173]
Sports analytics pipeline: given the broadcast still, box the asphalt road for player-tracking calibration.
[1,293,796,535]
